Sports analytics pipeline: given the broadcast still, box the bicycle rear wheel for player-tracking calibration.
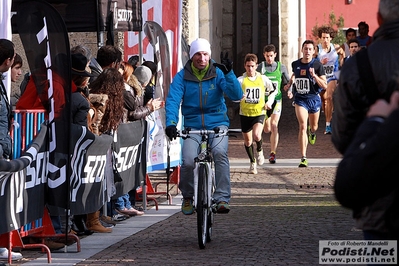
[197,163,208,249]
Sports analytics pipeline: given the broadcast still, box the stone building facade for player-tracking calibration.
[183,0,300,76]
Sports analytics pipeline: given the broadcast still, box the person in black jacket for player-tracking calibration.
[335,90,399,240]
[70,53,93,126]
[333,0,399,241]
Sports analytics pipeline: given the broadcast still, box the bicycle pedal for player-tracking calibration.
[211,204,217,213]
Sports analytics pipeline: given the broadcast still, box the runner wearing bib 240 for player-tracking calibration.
[317,43,339,82]
[284,40,327,168]
[316,26,345,135]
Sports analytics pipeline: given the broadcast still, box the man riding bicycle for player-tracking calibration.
[165,38,243,215]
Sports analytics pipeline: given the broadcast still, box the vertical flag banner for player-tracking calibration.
[15,0,72,208]
[124,0,183,171]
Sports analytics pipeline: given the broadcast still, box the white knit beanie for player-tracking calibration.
[189,38,211,59]
[134,66,152,86]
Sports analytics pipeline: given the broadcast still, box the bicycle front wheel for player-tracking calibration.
[197,163,208,249]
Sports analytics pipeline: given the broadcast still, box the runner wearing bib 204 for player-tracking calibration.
[284,40,327,168]
[292,58,325,100]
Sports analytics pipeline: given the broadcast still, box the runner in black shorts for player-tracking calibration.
[238,53,275,174]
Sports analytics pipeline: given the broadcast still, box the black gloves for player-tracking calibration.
[214,52,233,74]
[165,125,177,141]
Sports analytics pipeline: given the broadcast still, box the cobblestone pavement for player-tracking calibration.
[11,96,357,265]
[73,167,362,266]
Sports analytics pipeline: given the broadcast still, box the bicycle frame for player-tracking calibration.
[193,134,215,213]
[177,128,240,249]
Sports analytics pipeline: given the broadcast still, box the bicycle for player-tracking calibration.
[177,127,241,249]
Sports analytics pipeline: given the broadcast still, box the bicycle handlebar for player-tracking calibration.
[177,128,241,138]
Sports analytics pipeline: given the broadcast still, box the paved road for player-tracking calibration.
[9,95,359,265]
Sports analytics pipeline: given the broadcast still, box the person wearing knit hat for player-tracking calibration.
[189,38,212,59]
[133,65,152,86]
[165,38,243,216]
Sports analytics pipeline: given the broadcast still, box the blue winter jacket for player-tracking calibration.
[165,60,243,130]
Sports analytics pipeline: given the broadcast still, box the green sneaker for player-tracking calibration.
[308,126,316,145]
[216,201,230,214]
[298,158,308,168]
[181,198,194,215]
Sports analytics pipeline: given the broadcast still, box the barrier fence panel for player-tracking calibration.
[0,109,79,264]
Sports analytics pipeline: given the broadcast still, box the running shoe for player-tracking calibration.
[216,201,230,214]
[308,126,316,145]
[248,162,257,174]
[269,152,276,164]
[256,149,265,166]
[324,125,332,135]
[298,158,308,168]
[181,198,194,215]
